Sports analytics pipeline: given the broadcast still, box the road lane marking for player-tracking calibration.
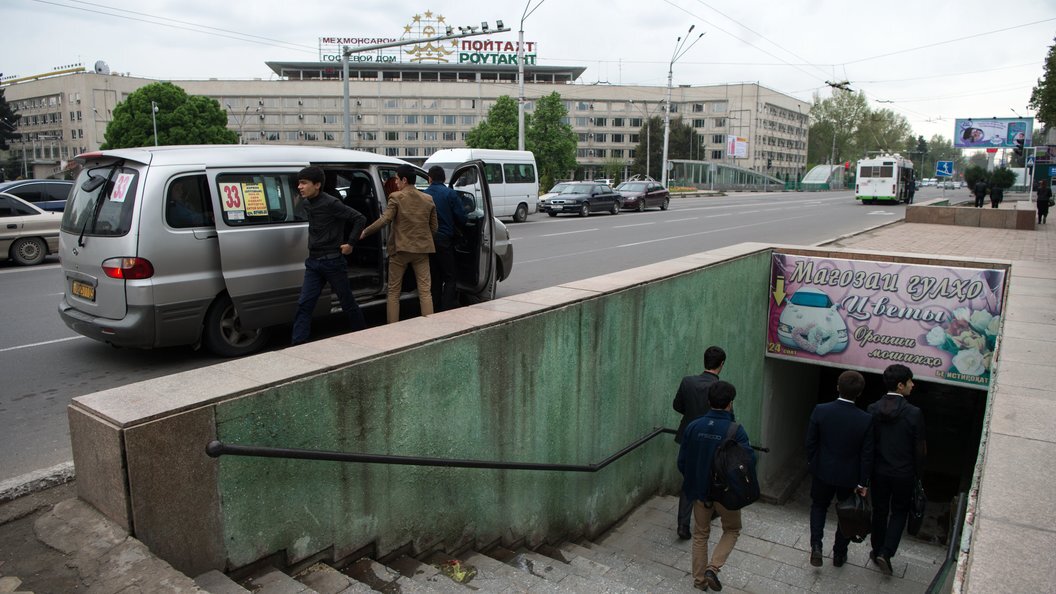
[613,222,656,229]
[667,217,699,222]
[541,228,599,237]
[520,214,817,264]
[0,335,87,353]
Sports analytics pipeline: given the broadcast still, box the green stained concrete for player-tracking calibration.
[214,250,773,568]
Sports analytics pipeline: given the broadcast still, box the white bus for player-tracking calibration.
[424,149,539,222]
[855,154,914,204]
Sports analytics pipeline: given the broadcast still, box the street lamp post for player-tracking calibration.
[150,101,159,147]
[518,0,546,151]
[226,104,251,144]
[341,22,509,152]
[628,100,660,179]
[661,26,704,188]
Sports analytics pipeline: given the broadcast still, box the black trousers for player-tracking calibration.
[430,236,459,312]
[871,473,915,557]
[809,475,854,554]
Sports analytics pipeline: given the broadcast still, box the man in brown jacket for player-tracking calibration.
[361,164,438,323]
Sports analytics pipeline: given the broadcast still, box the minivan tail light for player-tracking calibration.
[101,257,155,279]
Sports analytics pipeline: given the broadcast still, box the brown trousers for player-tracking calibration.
[692,500,742,588]
[386,251,433,324]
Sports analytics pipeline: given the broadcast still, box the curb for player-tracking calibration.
[0,462,75,503]
[813,218,905,247]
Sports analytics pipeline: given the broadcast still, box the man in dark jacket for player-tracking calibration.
[989,184,1004,208]
[291,166,367,345]
[972,180,988,208]
[678,381,754,593]
[672,345,726,539]
[805,370,873,568]
[424,166,467,312]
[868,364,927,575]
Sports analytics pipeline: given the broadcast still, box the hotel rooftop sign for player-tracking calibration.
[318,10,537,66]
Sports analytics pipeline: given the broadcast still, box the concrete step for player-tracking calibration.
[245,567,319,594]
[387,555,473,593]
[460,550,566,592]
[195,569,251,594]
[344,558,432,593]
[294,562,371,594]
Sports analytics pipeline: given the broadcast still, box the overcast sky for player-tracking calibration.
[5,0,1055,143]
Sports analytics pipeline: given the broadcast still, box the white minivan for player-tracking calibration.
[424,149,539,223]
[57,145,513,357]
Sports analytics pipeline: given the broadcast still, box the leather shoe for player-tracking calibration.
[704,569,722,591]
[832,552,847,567]
[810,545,823,567]
[873,552,893,575]
[677,526,692,540]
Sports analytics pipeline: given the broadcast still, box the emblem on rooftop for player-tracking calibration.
[403,11,455,64]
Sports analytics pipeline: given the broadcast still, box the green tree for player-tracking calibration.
[601,157,624,183]
[808,90,869,165]
[1028,36,1056,132]
[526,92,576,190]
[989,166,1016,190]
[0,88,21,151]
[631,116,701,180]
[466,95,520,150]
[101,82,236,149]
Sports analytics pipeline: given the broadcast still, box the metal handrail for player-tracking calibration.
[207,427,678,472]
[925,491,970,594]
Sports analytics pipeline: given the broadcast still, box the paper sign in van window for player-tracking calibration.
[110,173,135,202]
[242,183,268,217]
[218,182,246,213]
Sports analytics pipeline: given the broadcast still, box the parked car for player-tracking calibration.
[615,181,670,212]
[538,182,622,217]
[0,192,61,266]
[538,182,572,207]
[57,145,512,357]
[776,287,848,355]
[0,179,74,212]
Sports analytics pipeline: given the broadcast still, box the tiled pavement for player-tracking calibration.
[599,488,944,594]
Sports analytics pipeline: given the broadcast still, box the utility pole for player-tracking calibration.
[518,0,546,151]
[661,26,704,188]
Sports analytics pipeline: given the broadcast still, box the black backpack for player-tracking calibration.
[709,422,760,510]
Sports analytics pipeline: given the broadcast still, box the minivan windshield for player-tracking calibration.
[61,164,140,237]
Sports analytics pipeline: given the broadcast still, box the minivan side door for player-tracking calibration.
[449,161,494,296]
[206,166,308,329]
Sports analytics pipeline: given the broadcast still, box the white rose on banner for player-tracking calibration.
[986,315,1001,336]
[952,349,987,376]
[969,310,993,333]
[953,307,970,322]
[926,326,947,347]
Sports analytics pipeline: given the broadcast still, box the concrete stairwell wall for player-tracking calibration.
[67,245,774,576]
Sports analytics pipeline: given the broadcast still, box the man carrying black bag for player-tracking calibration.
[805,370,874,568]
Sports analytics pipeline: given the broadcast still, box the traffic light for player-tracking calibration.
[767,158,772,169]
[844,160,851,171]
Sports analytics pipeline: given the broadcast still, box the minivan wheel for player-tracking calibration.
[202,295,269,357]
[513,203,529,223]
[579,203,590,217]
[10,237,47,266]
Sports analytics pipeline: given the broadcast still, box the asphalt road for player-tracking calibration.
[0,188,915,482]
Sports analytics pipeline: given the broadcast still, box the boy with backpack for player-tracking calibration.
[677,381,757,591]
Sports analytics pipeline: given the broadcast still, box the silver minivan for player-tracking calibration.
[58,145,513,356]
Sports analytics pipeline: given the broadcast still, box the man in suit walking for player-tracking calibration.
[673,345,726,540]
[805,370,874,568]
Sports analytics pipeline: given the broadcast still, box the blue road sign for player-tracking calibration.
[936,161,954,177]
[1027,155,1035,166]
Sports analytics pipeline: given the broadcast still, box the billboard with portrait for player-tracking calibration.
[726,135,748,158]
[766,253,1007,390]
[954,117,1033,149]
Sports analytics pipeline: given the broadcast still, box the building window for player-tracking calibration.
[304,132,318,141]
[442,131,457,141]
[404,147,419,157]
[593,133,607,142]
[577,101,590,111]
[612,134,624,143]
[322,114,338,124]
[629,134,640,143]
[384,131,398,141]
[442,115,456,125]
[404,115,418,125]
[629,117,642,128]
[324,132,336,141]
[385,147,399,156]
[693,103,705,112]
[423,131,438,141]
[711,150,723,159]
[612,118,624,127]
[575,117,588,127]
[710,102,728,113]
[712,134,724,144]
[423,115,437,125]
[384,115,399,125]
[461,115,476,125]
[714,118,726,128]
[405,131,419,141]
[592,117,607,127]
[384,98,399,108]
[611,149,624,158]
[578,133,589,142]
[693,119,708,128]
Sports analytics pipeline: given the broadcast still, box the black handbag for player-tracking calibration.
[835,492,872,543]
[907,480,926,536]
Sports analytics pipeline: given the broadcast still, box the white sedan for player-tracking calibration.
[0,192,61,266]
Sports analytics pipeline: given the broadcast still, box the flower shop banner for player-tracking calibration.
[766,253,1006,390]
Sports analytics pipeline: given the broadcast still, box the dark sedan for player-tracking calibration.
[539,182,622,217]
[616,181,670,212]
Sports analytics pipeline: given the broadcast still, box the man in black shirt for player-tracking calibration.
[672,345,726,539]
[868,364,927,575]
[291,166,367,345]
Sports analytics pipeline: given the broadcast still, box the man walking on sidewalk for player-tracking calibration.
[673,346,726,539]
[805,370,873,568]
[868,364,927,575]
[678,380,754,592]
